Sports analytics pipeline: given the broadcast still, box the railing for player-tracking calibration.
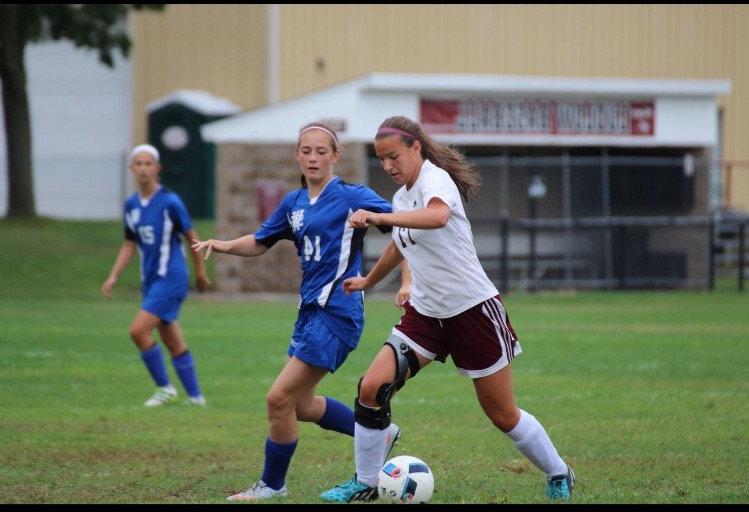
[364,214,749,293]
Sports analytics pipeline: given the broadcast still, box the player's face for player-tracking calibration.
[374,135,422,188]
[129,152,160,185]
[296,130,340,186]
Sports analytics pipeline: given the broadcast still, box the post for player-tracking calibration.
[739,221,745,292]
[528,196,537,290]
[500,214,509,293]
[527,175,546,291]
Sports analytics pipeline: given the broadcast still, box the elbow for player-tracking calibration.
[433,211,450,228]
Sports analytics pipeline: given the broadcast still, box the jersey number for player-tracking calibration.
[139,225,155,245]
[303,235,321,261]
[397,227,415,248]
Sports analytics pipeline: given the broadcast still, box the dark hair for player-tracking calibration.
[375,116,480,202]
[296,121,341,188]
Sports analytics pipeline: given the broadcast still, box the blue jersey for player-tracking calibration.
[254,176,392,346]
[123,186,192,298]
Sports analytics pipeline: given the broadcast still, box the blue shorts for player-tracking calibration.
[141,279,186,324]
[288,306,354,373]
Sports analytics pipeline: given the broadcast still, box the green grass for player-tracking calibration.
[1,218,748,504]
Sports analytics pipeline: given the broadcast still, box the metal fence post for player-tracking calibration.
[739,221,745,292]
[500,215,509,293]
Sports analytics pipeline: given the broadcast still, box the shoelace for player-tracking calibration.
[548,480,566,498]
[340,478,359,489]
[242,483,264,495]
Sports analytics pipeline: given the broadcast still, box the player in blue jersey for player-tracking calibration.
[191,121,405,501]
[102,144,211,407]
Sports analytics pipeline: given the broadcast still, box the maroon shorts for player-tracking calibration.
[392,295,521,378]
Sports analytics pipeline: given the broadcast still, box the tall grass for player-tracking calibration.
[0,218,747,503]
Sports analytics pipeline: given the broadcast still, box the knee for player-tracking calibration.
[357,375,381,406]
[489,408,521,433]
[128,326,149,345]
[265,389,292,419]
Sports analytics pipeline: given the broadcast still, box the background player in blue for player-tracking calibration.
[191,122,405,501]
[102,144,211,407]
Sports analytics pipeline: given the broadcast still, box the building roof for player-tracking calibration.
[147,89,242,116]
[200,72,731,146]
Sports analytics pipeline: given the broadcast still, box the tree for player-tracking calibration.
[0,4,165,219]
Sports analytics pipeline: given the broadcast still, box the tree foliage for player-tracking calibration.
[0,4,165,218]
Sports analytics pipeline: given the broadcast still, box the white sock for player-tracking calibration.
[354,422,388,487]
[505,409,568,478]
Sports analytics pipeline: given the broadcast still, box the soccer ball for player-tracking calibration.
[378,455,434,504]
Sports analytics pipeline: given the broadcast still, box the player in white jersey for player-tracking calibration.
[102,144,211,408]
[321,116,575,503]
[192,122,404,501]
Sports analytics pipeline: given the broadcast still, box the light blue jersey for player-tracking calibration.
[123,186,192,315]
[255,176,392,348]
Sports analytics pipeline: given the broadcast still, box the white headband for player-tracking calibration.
[130,144,160,163]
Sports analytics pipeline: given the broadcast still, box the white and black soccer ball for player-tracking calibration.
[377,455,434,504]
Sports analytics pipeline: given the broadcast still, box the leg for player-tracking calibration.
[228,356,329,501]
[321,339,427,503]
[130,310,175,403]
[473,366,573,499]
[259,357,328,492]
[129,309,161,351]
[357,337,426,482]
[267,356,329,443]
[472,364,520,432]
[157,319,188,357]
[158,320,203,401]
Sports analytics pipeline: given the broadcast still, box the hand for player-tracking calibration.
[342,276,370,295]
[192,238,222,260]
[195,273,212,293]
[348,209,379,228]
[395,284,410,309]
[101,276,116,298]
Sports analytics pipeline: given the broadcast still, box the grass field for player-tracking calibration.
[1,218,748,504]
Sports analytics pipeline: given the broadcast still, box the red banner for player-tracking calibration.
[420,98,654,136]
[256,179,286,222]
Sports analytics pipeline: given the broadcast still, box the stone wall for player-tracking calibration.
[212,142,366,294]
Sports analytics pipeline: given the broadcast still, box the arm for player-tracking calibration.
[348,197,451,230]
[101,240,136,298]
[395,260,411,309]
[184,228,212,292]
[191,233,269,260]
[342,239,404,294]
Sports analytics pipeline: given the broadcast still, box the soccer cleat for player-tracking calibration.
[188,395,206,406]
[546,466,576,500]
[143,385,177,407]
[320,475,378,503]
[384,422,401,461]
[227,481,288,501]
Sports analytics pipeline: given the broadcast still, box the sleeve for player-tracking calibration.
[123,198,136,238]
[168,193,194,234]
[124,225,136,241]
[421,168,460,211]
[350,184,393,234]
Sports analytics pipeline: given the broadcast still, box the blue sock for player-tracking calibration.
[316,396,355,436]
[140,344,170,388]
[172,351,201,398]
[261,437,298,490]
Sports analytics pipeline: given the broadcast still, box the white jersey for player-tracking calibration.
[392,159,498,318]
